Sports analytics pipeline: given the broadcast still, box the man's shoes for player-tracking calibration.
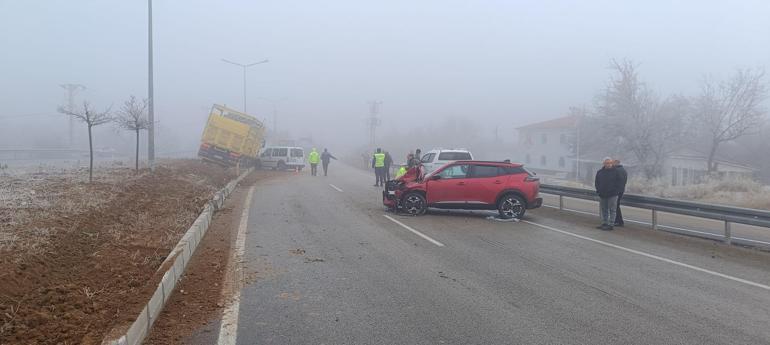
[601,225,614,231]
[614,223,624,227]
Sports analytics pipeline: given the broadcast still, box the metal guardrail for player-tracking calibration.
[539,184,770,245]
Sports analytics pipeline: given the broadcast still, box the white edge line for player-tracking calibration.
[521,220,770,292]
[217,185,256,345]
[541,205,770,246]
[383,214,445,247]
[329,184,344,192]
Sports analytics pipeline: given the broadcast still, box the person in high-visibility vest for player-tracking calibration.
[395,164,408,179]
[372,148,386,187]
[308,148,320,176]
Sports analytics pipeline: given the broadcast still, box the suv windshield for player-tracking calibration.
[438,152,472,161]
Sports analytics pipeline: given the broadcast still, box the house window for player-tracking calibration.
[541,133,547,145]
[525,154,531,164]
[672,167,678,186]
[560,133,567,145]
[559,157,565,168]
[540,155,547,166]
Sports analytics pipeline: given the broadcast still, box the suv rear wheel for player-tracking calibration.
[498,194,525,219]
[402,192,427,216]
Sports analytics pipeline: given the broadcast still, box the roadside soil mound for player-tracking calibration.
[0,159,234,344]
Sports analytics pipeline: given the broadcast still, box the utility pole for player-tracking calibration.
[367,100,382,147]
[221,59,269,113]
[148,0,155,171]
[59,84,86,148]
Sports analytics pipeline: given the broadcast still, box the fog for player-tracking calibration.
[1,0,768,160]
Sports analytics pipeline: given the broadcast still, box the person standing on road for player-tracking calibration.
[384,151,393,181]
[595,157,622,231]
[372,148,386,187]
[320,148,337,176]
[614,159,628,227]
[308,148,320,176]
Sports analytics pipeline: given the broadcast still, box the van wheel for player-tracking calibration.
[277,161,286,170]
[402,192,427,216]
[498,194,525,219]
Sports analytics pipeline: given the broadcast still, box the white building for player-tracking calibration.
[516,115,578,176]
[517,115,755,185]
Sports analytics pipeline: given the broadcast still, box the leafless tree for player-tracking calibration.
[58,101,112,182]
[116,95,149,172]
[596,59,687,179]
[693,68,768,173]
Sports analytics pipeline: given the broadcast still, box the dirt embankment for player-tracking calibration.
[0,159,235,344]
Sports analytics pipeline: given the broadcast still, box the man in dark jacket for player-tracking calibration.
[613,159,628,227]
[595,157,622,230]
[384,151,393,180]
[320,148,337,176]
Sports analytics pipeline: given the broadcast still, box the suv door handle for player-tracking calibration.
[494,180,502,184]
[457,182,465,186]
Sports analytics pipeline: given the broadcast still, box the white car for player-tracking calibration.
[420,148,474,174]
[257,146,305,170]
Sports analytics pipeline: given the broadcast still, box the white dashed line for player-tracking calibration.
[329,184,344,192]
[384,215,445,247]
[522,220,770,292]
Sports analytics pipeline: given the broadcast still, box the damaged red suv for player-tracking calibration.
[383,161,542,219]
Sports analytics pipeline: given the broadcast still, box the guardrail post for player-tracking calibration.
[724,221,732,244]
[652,209,658,230]
[558,195,564,210]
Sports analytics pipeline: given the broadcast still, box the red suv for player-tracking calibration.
[383,161,542,219]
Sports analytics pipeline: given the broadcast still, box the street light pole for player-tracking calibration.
[147,0,155,171]
[221,58,269,113]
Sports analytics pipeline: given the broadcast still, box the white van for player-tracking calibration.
[257,146,305,170]
[420,148,474,174]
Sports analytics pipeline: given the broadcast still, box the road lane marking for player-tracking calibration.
[329,184,344,192]
[542,205,770,246]
[383,215,445,247]
[217,186,256,345]
[522,220,770,292]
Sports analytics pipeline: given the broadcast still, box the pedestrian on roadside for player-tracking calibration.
[614,159,628,227]
[308,148,320,176]
[595,157,622,231]
[372,148,386,187]
[320,148,337,176]
[384,151,393,181]
[415,148,422,162]
[406,152,416,169]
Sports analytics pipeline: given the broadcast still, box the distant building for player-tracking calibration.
[516,116,755,185]
[516,115,578,177]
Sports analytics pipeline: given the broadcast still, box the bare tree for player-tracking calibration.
[596,59,687,179]
[58,101,112,182]
[694,68,768,173]
[116,95,149,172]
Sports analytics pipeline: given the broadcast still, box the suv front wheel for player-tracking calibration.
[498,194,525,219]
[402,192,427,216]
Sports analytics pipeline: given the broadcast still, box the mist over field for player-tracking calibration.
[1,0,768,169]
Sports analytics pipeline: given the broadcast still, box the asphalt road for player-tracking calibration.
[226,163,770,344]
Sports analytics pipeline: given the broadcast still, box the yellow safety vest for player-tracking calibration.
[308,151,320,164]
[395,166,407,178]
[373,153,386,167]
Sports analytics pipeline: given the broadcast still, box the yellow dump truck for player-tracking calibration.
[198,104,265,167]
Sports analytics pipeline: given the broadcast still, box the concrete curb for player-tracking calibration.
[102,168,254,345]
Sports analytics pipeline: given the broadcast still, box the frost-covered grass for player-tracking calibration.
[626,176,770,210]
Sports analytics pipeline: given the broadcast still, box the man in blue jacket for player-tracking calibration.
[595,157,622,231]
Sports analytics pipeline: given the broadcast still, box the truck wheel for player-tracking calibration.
[402,192,427,216]
[497,194,525,219]
[277,161,286,170]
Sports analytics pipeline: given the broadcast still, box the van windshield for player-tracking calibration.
[438,152,472,160]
